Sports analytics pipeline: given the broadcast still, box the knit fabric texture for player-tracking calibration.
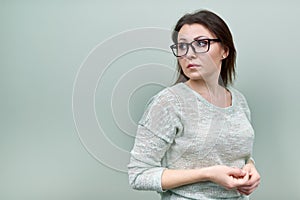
[128,82,254,200]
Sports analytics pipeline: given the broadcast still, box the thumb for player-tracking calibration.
[229,167,246,178]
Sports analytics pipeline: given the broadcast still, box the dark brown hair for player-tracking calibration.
[172,10,236,87]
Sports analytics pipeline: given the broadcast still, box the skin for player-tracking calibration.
[178,23,230,107]
[161,24,261,195]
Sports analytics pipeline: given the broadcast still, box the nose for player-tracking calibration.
[186,44,196,58]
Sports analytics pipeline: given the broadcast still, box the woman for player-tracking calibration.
[128,10,260,199]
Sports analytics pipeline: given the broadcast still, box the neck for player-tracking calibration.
[185,79,231,108]
[186,79,222,96]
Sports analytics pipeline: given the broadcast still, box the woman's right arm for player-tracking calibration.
[128,92,182,192]
[161,165,249,191]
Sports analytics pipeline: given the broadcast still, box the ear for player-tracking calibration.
[221,47,229,60]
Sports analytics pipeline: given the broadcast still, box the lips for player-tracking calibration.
[187,64,200,68]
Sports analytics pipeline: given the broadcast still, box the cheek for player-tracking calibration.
[178,58,185,69]
[207,52,222,67]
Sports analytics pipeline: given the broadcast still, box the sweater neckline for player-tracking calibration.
[179,82,235,111]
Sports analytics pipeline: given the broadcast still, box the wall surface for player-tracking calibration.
[1,0,300,199]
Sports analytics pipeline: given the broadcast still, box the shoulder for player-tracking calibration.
[138,84,183,141]
[139,84,184,125]
[229,87,252,120]
[145,83,184,109]
[229,87,249,105]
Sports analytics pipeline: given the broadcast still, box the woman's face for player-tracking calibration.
[177,23,228,82]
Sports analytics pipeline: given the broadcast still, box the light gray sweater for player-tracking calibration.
[128,83,254,200]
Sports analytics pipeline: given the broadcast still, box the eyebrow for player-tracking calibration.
[178,38,188,42]
[178,35,208,42]
[194,36,208,40]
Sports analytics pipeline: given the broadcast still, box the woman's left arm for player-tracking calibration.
[237,159,261,195]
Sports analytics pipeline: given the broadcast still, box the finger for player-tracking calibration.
[233,173,249,186]
[230,168,246,178]
[238,186,257,195]
[237,180,260,192]
[237,189,249,195]
[237,184,258,195]
[238,188,252,196]
[246,174,261,186]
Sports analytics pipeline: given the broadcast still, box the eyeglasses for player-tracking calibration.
[170,38,221,57]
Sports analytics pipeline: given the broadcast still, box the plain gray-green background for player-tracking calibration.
[1,0,300,199]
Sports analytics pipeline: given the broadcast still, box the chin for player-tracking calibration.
[185,73,204,81]
[187,76,204,81]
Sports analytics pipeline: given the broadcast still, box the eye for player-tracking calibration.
[177,43,188,50]
[195,39,208,47]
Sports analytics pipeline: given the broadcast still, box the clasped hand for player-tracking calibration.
[208,163,260,195]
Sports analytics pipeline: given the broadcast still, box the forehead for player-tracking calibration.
[178,23,215,41]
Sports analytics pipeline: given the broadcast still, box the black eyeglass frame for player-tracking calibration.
[170,38,221,57]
